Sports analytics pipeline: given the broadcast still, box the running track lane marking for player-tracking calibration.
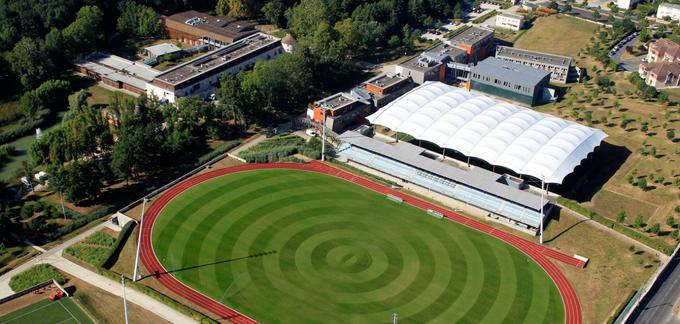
[139,162,582,324]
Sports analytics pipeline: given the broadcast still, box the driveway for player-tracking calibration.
[610,35,643,71]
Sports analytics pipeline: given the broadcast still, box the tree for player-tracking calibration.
[240,54,314,114]
[262,0,287,27]
[617,210,627,223]
[564,3,572,12]
[285,0,329,38]
[584,111,593,125]
[650,146,657,157]
[650,223,661,235]
[117,2,160,37]
[453,3,463,20]
[388,35,401,48]
[667,129,675,141]
[19,91,40,120]
[638,177,647,191]
[667,216,676,228]
[216,0,230,16]
[634,213,644,228]
[592,9,601,19]
[7,37,55,90]
[641,123,648,133]
[63,6,104,56]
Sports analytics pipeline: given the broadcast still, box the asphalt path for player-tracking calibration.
[610,35,643,71]
[629,251,680,324]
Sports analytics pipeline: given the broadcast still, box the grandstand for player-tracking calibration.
[337,81,607,234]
[338,131,548,232]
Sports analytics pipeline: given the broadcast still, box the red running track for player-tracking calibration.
[139,161,583,324]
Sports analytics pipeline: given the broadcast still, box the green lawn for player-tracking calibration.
[152,169,564,323]
[513,14,599,57]
[0,298,93,324]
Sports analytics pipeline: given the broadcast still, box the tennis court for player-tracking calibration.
[0,298,92,324]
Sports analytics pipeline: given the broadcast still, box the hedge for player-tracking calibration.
[472,10,497,24]
[0,118,46,145]
[99,221,136,269]
[9,264,65,292]
[197,140,241,165]
[97,268,217,323]
[40,205,117,242]
[557,197,674,254]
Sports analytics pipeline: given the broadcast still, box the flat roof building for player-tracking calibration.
[444,26,494,63]
[144,43,183,59]
[162,10,258,46]
[468,57,551,106]
[362,74,416,107]
[396,39,468,84]
[147,33,282,102]
[495,46,573,83]
[495,13,525,31]
[657,3,680,21]
[74,53,160,94]
[311,92,372,133]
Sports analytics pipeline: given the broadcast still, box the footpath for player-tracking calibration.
[0,222,195,324]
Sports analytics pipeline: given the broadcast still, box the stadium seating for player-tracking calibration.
[339,144,543,228]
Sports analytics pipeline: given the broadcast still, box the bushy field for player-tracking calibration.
[65,231,117,266]
[238,134,321,163]
[9,264,65,292]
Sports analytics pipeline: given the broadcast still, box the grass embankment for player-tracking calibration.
[152,169,564,323]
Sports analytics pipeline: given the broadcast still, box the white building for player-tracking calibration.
[495,12,525,31]
[657,3,680,21]
[146,33,282,103]
[617,0,642,10]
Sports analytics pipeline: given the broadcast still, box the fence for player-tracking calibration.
[0,279,64,304]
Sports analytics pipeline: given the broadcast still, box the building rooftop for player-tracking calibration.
[154,33,279,86]
[74,52,160,89]
[145,43,182,57]
[366,82,607,184]
[164,10,257,42]
[472,57,551,87]
[446,26,493,47]
[641,61,680,81]
[398,42,466,72]
[498,12,525,19]
[659,2,680,10]
[365,74,409,90]
[315,93,364,112]
[496,45,572,68]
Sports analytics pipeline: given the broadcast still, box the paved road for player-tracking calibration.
[629,250,680,324]
[0,222,196,324]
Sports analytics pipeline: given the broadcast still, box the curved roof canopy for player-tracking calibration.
[366,82,607,184]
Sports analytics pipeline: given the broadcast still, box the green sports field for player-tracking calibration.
[0,298,93,324]
[152,169,564,323]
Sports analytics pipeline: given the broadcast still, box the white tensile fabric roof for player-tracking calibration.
[366,82,607,184]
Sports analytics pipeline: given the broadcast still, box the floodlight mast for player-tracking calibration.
[321,108,326,162]
[133,198,148,282]
[539,177,545,245]
[121,274,129,324]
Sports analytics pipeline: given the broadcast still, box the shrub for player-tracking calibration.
[634,213,644,228]
[9,264,65,292]
[197,140,241,165]
[649,223,661,235]
[83,231,115,247]
[65,245,110,266]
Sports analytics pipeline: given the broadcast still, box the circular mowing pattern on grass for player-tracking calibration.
[152,169,564,324]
